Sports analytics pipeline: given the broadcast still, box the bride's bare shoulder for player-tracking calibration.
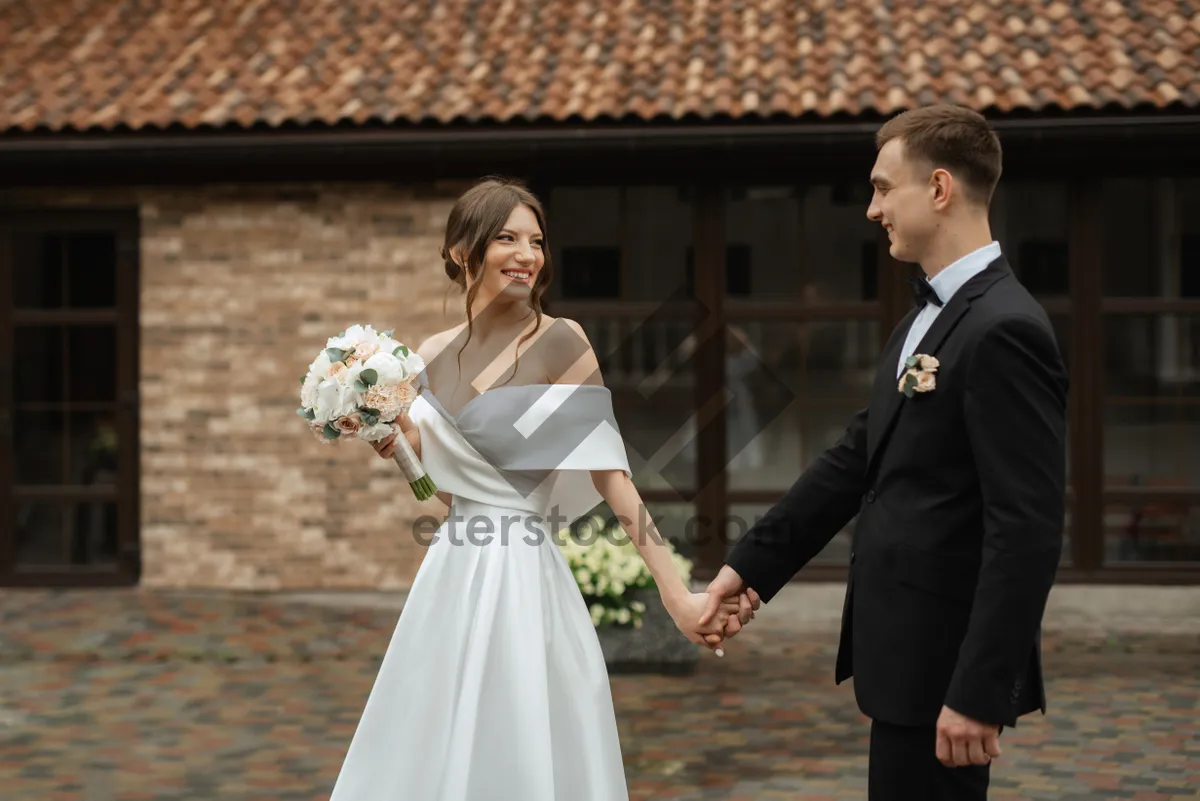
[417,324,467,360]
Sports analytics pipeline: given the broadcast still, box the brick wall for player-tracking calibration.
[8,183,470,589]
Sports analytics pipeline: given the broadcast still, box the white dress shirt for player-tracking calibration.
[897,241,1002,378]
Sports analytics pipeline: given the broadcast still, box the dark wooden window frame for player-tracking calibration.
[0,209,140,587]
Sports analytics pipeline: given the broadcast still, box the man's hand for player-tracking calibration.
[935,705,1002,767]
[698,565,761,638]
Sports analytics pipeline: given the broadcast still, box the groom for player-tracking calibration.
[702,104,1068,800]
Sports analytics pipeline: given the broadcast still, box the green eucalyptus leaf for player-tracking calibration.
[296,407,315,420]
[359,368,378,386]
[905,355,920,368]
[354,380,368,393]
[323,423,340,439]
[326,347,348,363]
[382,329,394,338]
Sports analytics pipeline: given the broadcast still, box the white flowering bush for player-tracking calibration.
[557,514,693,629]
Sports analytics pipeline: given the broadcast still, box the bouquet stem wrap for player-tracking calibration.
[391,427,437,501]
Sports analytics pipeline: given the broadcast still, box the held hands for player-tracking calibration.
[665,592,743,656]
[370,412,421,461]
[936,706,1002,767]
[698,565,761,640]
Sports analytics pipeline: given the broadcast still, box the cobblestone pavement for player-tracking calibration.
[1,587,1197,801]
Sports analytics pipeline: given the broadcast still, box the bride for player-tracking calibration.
[328,177,748,801]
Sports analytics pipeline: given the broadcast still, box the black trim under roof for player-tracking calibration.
[1,108,1198,187]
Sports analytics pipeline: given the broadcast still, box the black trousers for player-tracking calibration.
[868,719,991,801]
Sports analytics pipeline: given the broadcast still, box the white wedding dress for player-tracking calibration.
[329,379,633,801]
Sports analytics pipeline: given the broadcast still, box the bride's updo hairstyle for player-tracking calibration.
[440,176,554,384]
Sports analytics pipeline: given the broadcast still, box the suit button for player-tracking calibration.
[865,490,876,503]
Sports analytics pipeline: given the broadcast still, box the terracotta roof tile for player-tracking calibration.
[1,0,1197,134]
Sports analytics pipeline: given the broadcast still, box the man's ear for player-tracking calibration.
[930,168,954,210]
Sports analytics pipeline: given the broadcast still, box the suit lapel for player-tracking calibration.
[866,309,916,462]
[866,256,1013,471]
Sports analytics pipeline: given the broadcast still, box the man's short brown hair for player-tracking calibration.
[876,104,1003,207]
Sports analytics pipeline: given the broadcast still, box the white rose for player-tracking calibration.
[362,351,408,384]
[401,350,426,376]
[314,378,357,424]
[327,324,372,351]
[308,349,334,377]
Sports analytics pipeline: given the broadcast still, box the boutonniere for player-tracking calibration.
[899,354,939,397]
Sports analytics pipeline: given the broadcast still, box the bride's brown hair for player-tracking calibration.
[440,177,553,386]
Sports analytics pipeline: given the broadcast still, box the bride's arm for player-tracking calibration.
[591,469,732,652]
[590,469,689,609]
[544,318,734,649]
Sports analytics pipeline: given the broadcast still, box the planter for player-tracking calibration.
[594,588,700,675]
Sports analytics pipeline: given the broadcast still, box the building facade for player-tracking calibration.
[2,0,1199,588]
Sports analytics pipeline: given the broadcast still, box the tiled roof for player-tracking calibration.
[2,0,1199,133]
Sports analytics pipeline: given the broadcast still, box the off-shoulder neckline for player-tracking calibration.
[419,382,610,421]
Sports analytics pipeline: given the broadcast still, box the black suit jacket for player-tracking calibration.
[726,256,1068,728]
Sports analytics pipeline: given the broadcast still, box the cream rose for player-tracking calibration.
[914,371,937,392]
[918,355,940,371]
[334,413,362,435]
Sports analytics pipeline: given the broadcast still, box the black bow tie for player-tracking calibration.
[910,276,943,308]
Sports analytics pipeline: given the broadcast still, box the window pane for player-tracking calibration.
[70,502,120,565]
[724,184,879,301]
[72,412,119,486]
[13,410,65,485]
[1104,501,1200,563]
[728,319,880,492]
[991,181,1070,297]
[14,501,64,566]
[1104,314,1200,488]
[547,187,693,302]
[68,325,118,402]
[12,501,118,568]
[575,314,698,493]
[66,232,118,308]
[13,233,63,309]
[12,410,117,487]
[1102,177,1200,298]
[13,327,64,403]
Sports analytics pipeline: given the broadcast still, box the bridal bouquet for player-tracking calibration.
[298,324,437,500]
[557,514,693,629]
